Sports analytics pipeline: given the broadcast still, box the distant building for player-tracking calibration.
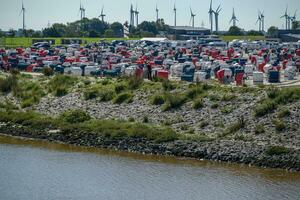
[277,29,300,42]
[168,26,211,40]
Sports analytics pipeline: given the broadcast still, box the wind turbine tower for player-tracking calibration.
[214,5,221,32]
[99,6,106,22]
[208,0,214,32]
[20,3,26,32]
[256,11,262,31]
[173,4,177,27]
[135,5,139,26]
[260,11,265,32]
[156,5,159,22]
[130,4,135,27]
[229,8,238,27]
[190,7,196,28]
[281,7,289,30]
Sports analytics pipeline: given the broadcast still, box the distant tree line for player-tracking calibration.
[0,17,298,38]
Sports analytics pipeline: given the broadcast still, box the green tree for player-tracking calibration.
[137,21,158,35]
[247,30,264,36]
[226,26,244,36]
[292,21,300,30]
[104,29,114,38]
[111,22,123,37]
[267,26,278,37]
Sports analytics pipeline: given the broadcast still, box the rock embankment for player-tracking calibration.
[0,122,299,171]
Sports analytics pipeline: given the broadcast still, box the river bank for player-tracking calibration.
[0,121,299,171]
[0,74,299,171]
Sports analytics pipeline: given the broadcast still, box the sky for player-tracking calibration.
[0,0,299,31]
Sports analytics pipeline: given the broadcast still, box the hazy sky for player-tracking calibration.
[0,0,299,31]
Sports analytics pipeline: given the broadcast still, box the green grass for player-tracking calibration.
[162,93,187,111]
[48,75,78,97]
[179,134,214,142]
[277,108,291,118]
[272,119,286,132]
[220,35,266,42]
[113,92,133,104]
[0,110,178,143]
[254,123,265,134]
[254,87,300,117]
[1,37,141,47]
[193,98,204,109]
[219,117,245,137]
[150,94,165,105]
[265,146,290,156]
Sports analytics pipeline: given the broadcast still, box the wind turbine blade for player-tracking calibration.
[216,5,221,12]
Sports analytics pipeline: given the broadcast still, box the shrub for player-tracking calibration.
[221,93,236,101]
[254,123,265,134]
[162,80,175,91]
[180,124,189,131]
[113,92,133,104]
[254,100,277,117]
[0,75,18,94]
[0,101,18,111]
[162,93,186,111]
[42,67,54,76]
[186,85,204,99]
[143,116,149,123]
[208,94,220,102]
[84,88,99,100]
[272,119,286,132]
[55,87,68,97]
[265,146,290,156]
[151,94,165,105]
[277,108,291,118]
[267,87,279,99]
[193,98,204,109]
[21,97,39,108]
[128,117,135,122]
[60,109,91,124]
[221,117,245,137]
[220,106,233,114]
[128,75,143,90]
[49,75,77,97]
[115,83,127,93]
[101,78,110,85]
[98,89,115,102]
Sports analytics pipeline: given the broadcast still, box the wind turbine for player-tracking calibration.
[173,3,177,26]
[99,6,106,22]
[130,4,134,27]
[290,10,297,29]
[156,4,159,22]
[229,8,238,27]
[20,2,26,32]
[79,3,84,21]
[260,11,265,32]
[213,5,221,32]
[290,10,297,23]
[135,5,139,26]
[256,11,262,31]
[281,7,289,30]
[190,7,196,27]
[208,0,214,32]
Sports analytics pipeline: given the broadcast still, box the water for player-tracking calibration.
[0,135,299,200]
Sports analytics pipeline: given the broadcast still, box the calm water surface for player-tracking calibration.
[0,135,299,200]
